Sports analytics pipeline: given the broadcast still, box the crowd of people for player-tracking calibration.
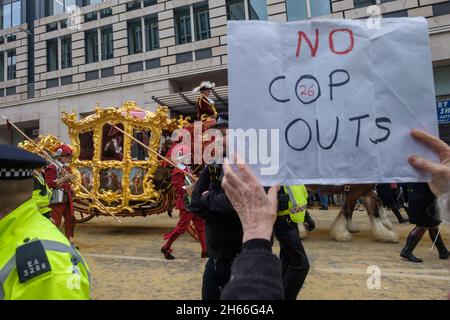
[1,81,449,300]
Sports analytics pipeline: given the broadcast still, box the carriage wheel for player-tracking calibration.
[74,210,96,223]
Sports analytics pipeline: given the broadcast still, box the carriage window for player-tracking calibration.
[131,130,151,160]
[79,167,94,192]
[99,168,123,192]
[102,123,124,161]
[79,131,94,161]
[129,167,145,195]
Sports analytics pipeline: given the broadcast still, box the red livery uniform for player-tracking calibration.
[161,166,207,259]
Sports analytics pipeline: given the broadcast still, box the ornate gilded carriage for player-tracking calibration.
[57,101,187,222]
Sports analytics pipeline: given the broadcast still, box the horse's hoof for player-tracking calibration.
[299,224,309,239]
[300,230,309,240]
[375,231,399,243]
[332,231,352,242]
[347,222,360,233]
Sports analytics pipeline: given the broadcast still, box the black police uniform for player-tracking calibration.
[189,164,243,300]
[272,187,310,300]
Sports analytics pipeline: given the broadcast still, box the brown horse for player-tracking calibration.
[305,184,399,243]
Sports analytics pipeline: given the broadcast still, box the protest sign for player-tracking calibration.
[228,18,439,185]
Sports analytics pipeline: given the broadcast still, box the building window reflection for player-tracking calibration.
[286,0,331,21]
[226,0,267,21]
[1,0,21,29]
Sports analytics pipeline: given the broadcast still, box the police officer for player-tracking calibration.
[274,185,311,300]
[0,144,90,300]
[189,113,244,300]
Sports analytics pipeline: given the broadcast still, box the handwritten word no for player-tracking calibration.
[296,28,354,58]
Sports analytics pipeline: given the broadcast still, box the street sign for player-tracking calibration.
[437,100,450,124]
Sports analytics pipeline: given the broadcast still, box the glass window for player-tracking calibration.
[101,26,114,60]
[61,75,73,85]
[46,22,58,32]
[102,123,124,161]
[65,0,76,8]
[146,58,160,69]
[12,0,20,27]
[100,7,113,18]
[0,52,4,82]
[85,70,99,80]
[3,2,12,29]
[7,50,16,80]
[175,7,191,44]
[433,2,450,17]
[249,0,267,20]
[195,48,212,60]
[310,0,331,17]
[47,39,59,71]
[176,52,192,64]
[227,0,245,20]
[1,0,22,28]
[143,0,157,7]
[61,36,72,69]
[46,0,76,16]
[0,6,3,29]
[434,66,450,97]
[54,0,64,14]
[126,0,141,11]
[83,0,103,6]
[128,20,143,54]
[60,19,68,28]
[85,30,99,63]
[353,0,376,9]
[101,67,114,78]
[194,3,210,41]
[84,11,98,22]
[79,132,95,161]
[145,17,159,51]
[286,0,307,21]
[382,10,407,18]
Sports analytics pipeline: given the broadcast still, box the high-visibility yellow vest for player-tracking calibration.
[278,185,309,223]
[0,199,90,300]
[32,174,52,215]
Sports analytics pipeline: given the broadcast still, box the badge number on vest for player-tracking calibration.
[16,240,52,283]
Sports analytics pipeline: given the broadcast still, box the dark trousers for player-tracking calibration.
[202,257,233,300]
[274,215,310,300]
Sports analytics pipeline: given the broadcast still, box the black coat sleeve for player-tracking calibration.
[188,167,211,218]
[189,166,237,220]
[221,239,284,300]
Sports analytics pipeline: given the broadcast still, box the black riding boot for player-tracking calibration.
[392,208,408,224]
[400,234,423,263]
[429,229,450,260]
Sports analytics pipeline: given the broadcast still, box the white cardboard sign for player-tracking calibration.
[228,18,439,185]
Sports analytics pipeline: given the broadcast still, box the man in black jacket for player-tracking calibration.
[219,156,283,300]
[188,114,244,300]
